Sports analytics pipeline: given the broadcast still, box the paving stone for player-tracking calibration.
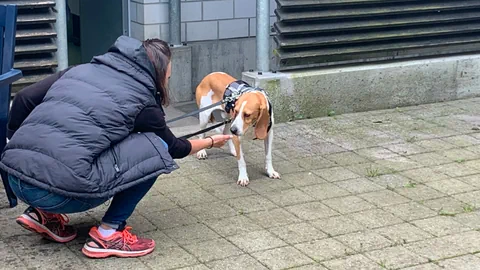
[438,254,480,270]
[348,208,403,229]
[155,175,200,193]
[140,246,199,270]
[226,195,277,214]
[10,242,88,270]
[407,152,453,166]
[423,196,467,214]
[148,208,198,230]
[295,156,337,170]
[371,174,413,189]
[264,188,315,207]
[441,230,480,253]
[247,208,301,228]
[453,190,480,208]
[0,239,29,269]
[166,187,219,207]
[204,215,263,237]
[366,245,428,269]
[312,167,361,182]
[335,178,384,194]
[247,178,294,193]
[402,263,444,270]
[184,238,243,263]
[285,202,339,220]
[288,264,329,270]
[464,159,480,170]
[185,201,237,221]
[322,195,376,214]
[405,237,467,261]
[322,254,382,270]
[384,143,429,155]
[207,254,268,270]
[300,183,351,200]
[457,174,480,188]
[295,238,354,261]
[425,178,474,195]
[453,212,480,229]
[412,216,469,236]
[432,163,480,177]
[255,160,305,175]
[374,223,433,244]
[384,202,437,221]
[355,147,400,160]
[359,190,410,207]
[282,171,328,187]
[252,246,314,270]
[204,183,256,200]
[176,265,210,270]
[137,193,178,214]
[400,167,450,183]
[83,255,151,270]
[268,222,328,244]
[189,171,234,186]
[394,184,445,201]
[163,223,220,245]
[335,231,393,252]
[345,162,394,177]
[414,138,457,151]
[325,151,370,165]
[125,212,157,233]
[227,230,287,253]
[310,215,365,236]
[375,156,423,172]
[440,148,479,161]
[442,134,480,147]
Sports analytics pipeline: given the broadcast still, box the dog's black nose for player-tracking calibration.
[230,126,238,135]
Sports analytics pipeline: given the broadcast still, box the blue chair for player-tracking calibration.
[0,4,23,208]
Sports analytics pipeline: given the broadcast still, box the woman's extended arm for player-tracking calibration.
[188,135,232,155]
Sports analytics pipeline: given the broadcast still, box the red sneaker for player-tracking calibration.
[82,226,155,258]
[16,207,77,243]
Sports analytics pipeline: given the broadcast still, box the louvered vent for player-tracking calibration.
[274,0,480,70]
[2,0,58,93]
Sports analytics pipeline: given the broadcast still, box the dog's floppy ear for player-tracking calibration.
[254,93,270,140]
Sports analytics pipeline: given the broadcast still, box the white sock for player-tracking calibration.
[98,226,116,238]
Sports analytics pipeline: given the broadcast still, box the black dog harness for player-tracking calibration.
[223,80,273,135]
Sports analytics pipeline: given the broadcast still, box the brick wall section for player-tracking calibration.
[130,0,276,42]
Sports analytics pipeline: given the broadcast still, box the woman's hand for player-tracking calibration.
[188,134,233,155]
[207,134,233,148]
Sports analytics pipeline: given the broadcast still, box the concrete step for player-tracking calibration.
[17,10,56,24]
[16,26,56,40]
[14,57,57,70]
[2,0,55,9]
[15,43,57,55]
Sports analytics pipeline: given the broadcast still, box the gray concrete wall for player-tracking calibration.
[169,36,277,103]
[242,54,480,123]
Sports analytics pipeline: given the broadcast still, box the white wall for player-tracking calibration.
[130,0,276,42]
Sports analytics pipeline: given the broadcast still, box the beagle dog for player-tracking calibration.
[195,72,280,186]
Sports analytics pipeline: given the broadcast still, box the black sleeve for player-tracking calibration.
[134,106,192,159]
[7,67,74,139]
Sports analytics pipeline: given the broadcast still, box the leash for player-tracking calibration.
[166,100,225,124]
[179,118,232,139]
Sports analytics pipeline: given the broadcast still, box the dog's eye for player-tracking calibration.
[244,113,251,118]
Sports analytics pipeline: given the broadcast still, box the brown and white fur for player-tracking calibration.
[195,72,280,186]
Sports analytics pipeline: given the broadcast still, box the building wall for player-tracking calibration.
[129,0,277,42]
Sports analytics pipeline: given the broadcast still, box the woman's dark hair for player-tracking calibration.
[142,38,172,106]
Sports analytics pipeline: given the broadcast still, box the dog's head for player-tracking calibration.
[229,91,270,139]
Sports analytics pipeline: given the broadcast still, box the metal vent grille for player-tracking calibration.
[274,0,480,70]
[1,0,58,93]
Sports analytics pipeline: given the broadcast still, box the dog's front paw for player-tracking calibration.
[196,149,208,160]
[267,170,281,179]
[237,177,250,187]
